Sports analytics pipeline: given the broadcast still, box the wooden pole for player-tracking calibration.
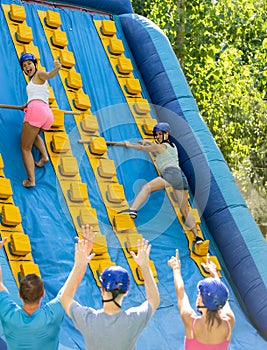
[0,104,82,115]
[78,140,125,146]
[52,109,82,115]
[0,104,23,110]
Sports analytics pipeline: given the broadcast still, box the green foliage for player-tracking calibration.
[132,0,184,59]
[131,0,267,224]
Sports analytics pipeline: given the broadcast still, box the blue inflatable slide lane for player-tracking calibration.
[0,0,266,349]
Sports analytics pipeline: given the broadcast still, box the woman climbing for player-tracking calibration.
[19,53,61,188]
[119,122,203,244]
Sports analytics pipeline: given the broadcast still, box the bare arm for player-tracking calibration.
[168,250,196,323]
[0,238,8,292]
[60,226,95,317]
[37,59,61,81]
[124,140,165,154]
[201,254,235,327]
[130,239,160,315]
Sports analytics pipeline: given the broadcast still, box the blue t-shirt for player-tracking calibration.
[70,300,152,350]
[0,290,64,350]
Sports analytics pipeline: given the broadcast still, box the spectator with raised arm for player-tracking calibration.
[168,250,235,349]
[0,238,64,350]
[60,225,160,350]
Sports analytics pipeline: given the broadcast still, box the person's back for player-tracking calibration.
[70,301,152,350]
[184,316,231,350]
[168,251,235,350]
[0,272,64,350]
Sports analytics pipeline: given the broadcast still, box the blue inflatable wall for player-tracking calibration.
[118,13,267,339]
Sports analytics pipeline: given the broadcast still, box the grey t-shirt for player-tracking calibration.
[70,300,152,350]
[155,142,179,173]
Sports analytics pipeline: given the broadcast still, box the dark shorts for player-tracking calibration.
[162,167,188,190]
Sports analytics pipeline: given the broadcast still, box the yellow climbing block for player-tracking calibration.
[113,213,135,232]
[133,98,151,115]
[16,23,33,43]
[90,137,107,155]
[79,207,98,227]
[73,91,91,110]
[141,120,157,136]
[10,233,31,256]
[9,4,26,22]
[80,114,98,134]
[92,235,108,256]
[1,204,22,227]
[51,29,68,48]
[66,71,82,90]
[45,10,62,29]
[59,49,76,68]
[51,109,64,129]
[193,240,210,256]
[20,262,41,279]
[0,154,4,170]
[107,183,125,203]
[0,178,13,200]
[101,20,116,36]
[23,42,40,61]
[48,85,56,105]
[98,159,116,179]
[109,38,124,55]
[125,78,141,95]
[125,233,143,254]
[52,133,71,153]
[69,182,88,202]
[117,57,133,75]
[2,232,32,261]
[59,157,79,177]
[98,260,116,275]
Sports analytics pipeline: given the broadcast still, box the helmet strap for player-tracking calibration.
[102,297,121,308]
[196,305,207,314]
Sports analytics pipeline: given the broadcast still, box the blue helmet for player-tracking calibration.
[197,277,229,311]
[99,266,130,293]
[153,122,171,135]
[19,53,37,67]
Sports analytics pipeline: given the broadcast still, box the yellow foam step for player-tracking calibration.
[10,233,31,256]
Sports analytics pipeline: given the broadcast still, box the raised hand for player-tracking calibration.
[168,249,181,271]
[130,239,151,268]
[54,59,61,70]
[74,239,95,269]
[201,253,218,278]
[80,225,96,256]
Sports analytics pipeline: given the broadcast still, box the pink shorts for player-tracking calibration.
[24,100,54,130]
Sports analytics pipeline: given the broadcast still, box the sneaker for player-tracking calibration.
[195,236,204,244]
[118,208,137,219]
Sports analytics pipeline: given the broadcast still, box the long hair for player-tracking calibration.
[206,309,222,330]
[19,274,44,304]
